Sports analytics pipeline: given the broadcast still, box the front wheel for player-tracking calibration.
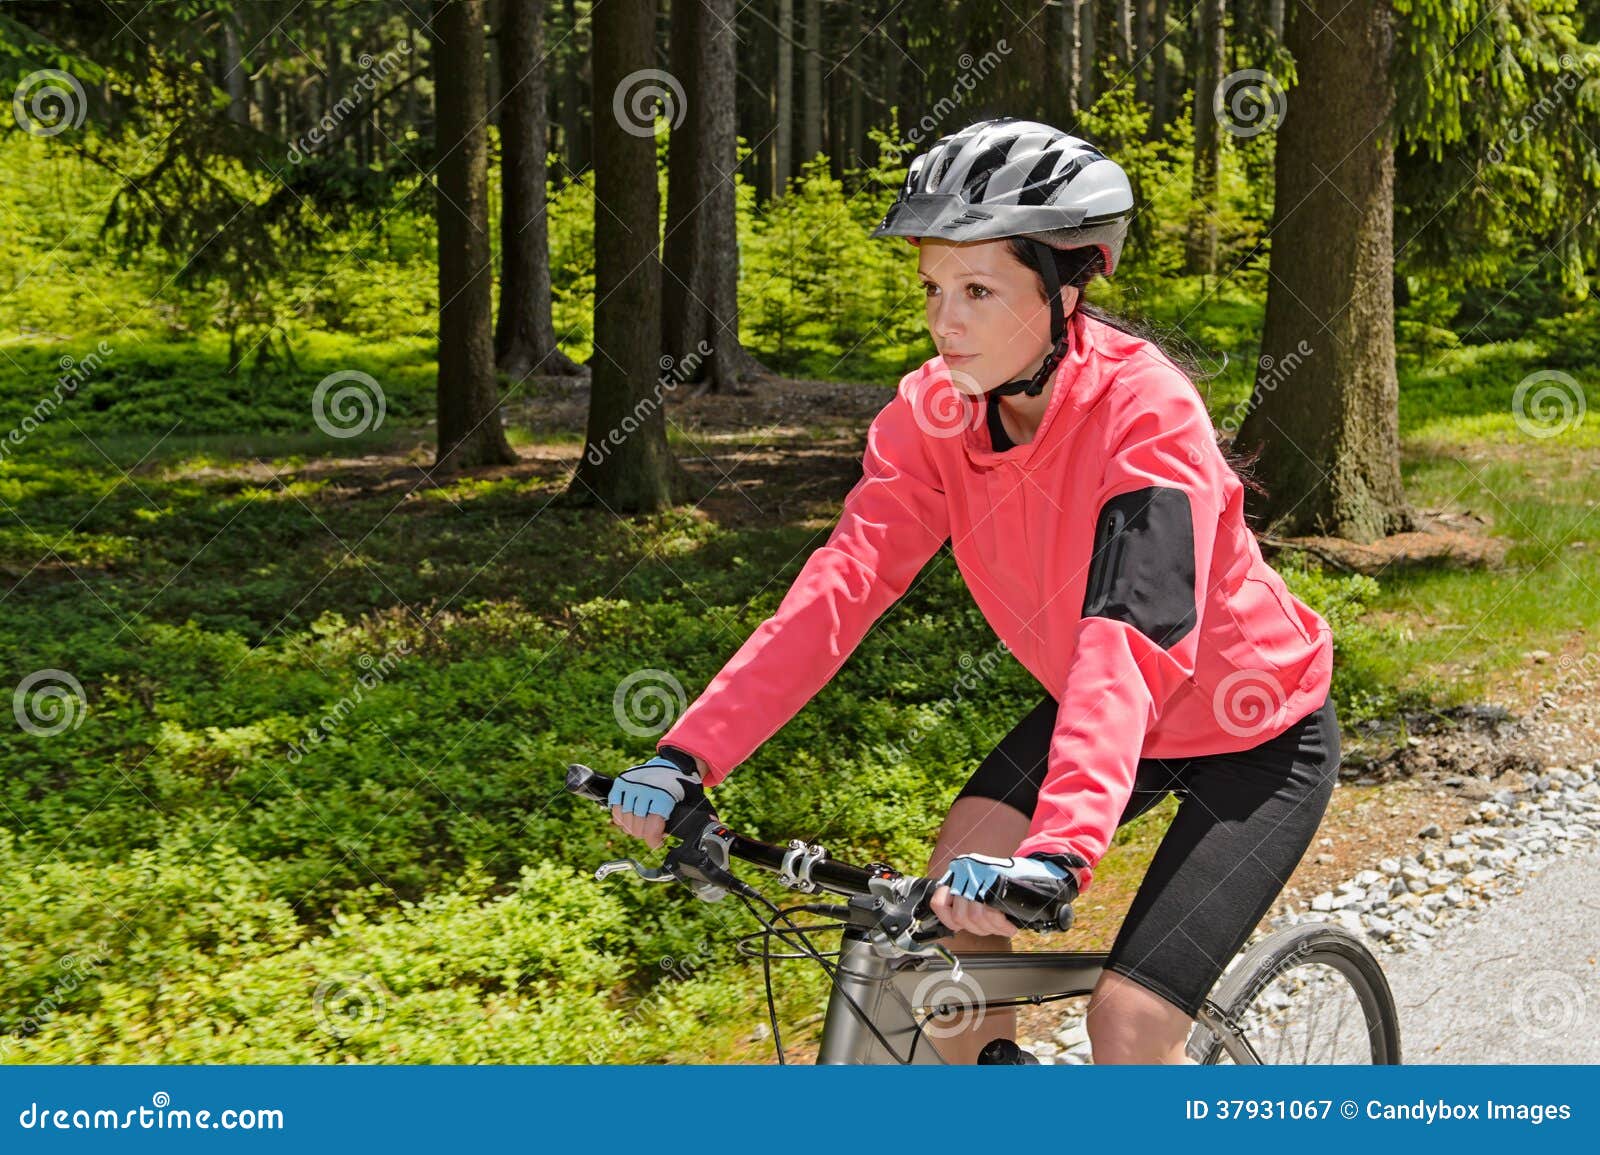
[1187,922,1402,1064]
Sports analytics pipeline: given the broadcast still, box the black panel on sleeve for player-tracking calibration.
[1079,486,1197,649]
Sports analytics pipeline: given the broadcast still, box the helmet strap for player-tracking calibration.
[991,239,1071,399]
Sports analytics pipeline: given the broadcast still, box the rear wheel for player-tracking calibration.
[1188,923,1402,1064]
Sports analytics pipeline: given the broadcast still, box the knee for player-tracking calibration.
[1085,997,1140,1064]
[1086,970,1194,1064]
[925,795,1031,878]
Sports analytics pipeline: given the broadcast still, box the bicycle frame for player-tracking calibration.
[817,912,1257,1065]
[818,928,1109,1064]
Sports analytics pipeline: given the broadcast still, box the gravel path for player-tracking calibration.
[1029,762,1600,1064]
[1382,842,1600,1062]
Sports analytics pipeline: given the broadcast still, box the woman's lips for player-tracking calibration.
[944,352,976,364]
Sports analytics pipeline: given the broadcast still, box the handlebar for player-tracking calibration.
[565,763,1076,936]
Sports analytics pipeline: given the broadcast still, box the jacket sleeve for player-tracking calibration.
[1012,374,1227,892]
[656,382,951,787]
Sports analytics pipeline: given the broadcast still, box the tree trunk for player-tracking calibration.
[222,14,250,126]
[433,0,519,470]
[663,0,769,394]
[405,14,421,129]
[847,16,863,170]
[256,55,280,136]
[751,0,772,203]
[486,0,502,126]
[325,30,345,154]
[1152,0,1170,133]
[1234,0,1253,72]
[774,0,793,196]
[802,0,822,170]
[882,1,900,155]
[1058,0,1081,123]
[1078,0,1096,112]
[560,0,589,172]
[827,17,844,181]
[1234,0,1413,542]
[570,0,690,512]
[495,0,586,379]
[1184,0,1224,275]
[1134,0,1151,106]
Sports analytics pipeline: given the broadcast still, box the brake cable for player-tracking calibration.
[732,884,935,1066]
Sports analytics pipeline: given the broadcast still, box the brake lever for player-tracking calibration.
[857,873,966,980]
[593,813,742,903]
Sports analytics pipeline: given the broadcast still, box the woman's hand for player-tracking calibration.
[608,750,708,849]
[930,882,1023,937]
[929,852,1076,937]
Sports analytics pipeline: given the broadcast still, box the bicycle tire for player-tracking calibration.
[1187,922,1402,1064]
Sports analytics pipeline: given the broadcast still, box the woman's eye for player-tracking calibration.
[922,283,938,297]
[968,284,990,299]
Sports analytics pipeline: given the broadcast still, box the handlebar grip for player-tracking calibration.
[565,763,612,806]
[565,763,719,843]
[986,875,1077,933]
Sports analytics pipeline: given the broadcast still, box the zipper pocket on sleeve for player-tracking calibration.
[1082,507,1127,616]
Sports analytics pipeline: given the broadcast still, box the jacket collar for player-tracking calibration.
[948,308,1111,471]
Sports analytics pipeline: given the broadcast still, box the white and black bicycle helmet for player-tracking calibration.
[870,117,1135,397]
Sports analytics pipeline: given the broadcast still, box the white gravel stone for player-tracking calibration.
[1053,1023,1089,1049]
[1054,760,1600,1047]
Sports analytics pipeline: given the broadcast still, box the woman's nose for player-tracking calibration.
[929,299,964,339]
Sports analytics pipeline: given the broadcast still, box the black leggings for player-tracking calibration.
[953,690,1340,1018]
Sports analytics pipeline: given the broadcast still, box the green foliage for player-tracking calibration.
[2,38,1598,1062]
[1076,88,1273,288]
[0,381,1425,1060]
[738,149,928,381]
[0,830,755,1063]
[1393,0,1600,294]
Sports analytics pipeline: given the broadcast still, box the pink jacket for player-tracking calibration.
[657,308,1333,892]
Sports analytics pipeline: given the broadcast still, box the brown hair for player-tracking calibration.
[1003,236,1267,503]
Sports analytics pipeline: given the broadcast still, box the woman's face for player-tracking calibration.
[917,238,1079,395]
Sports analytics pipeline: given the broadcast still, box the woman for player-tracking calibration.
[608,118,1339,1065]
